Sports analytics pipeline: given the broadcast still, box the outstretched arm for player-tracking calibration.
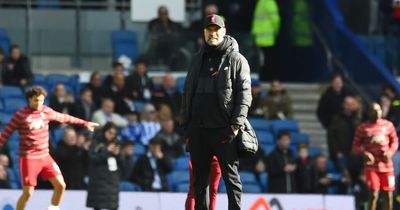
[48,108,99,131]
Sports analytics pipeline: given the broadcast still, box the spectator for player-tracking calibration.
[49,83,74,129]
[54,127,88,189]
[86,71,103,108]
[130,137,173,191]
[147,5,182,65]
[138,103,161,145]
[188,3,219,50]
[4,44,33,87]
[266,132,297,193]
[155,118,183,159]
[248,80,268,118]
[381,85,400,131]
[119,111,142,144]
[92,98,128,128]
[49,83,74,114]
[310,155,332,194]
[119,141,136,181]
[87,122,121,210]
[264,80,293,119]
[0,164,10,189]
[252,0,280,81]
[0,47,5,85]
[102,71,133,115]
[317,74,352,128]
[103,62,125,88]
[380,94,392,119]
[126,59,153,101]
[295,144,313,193]
[151,73,182,123]
[327,95,362,170]
[0,153,10,168]
[70,87,97,132]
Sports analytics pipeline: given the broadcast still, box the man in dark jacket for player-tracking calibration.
[181,14,252,210]
[126,59,153,101]
[266,132,297,193]
[328,95,362,170]
[4,44,33,87]
[54,127,88,189]
[317,74,352,128]
[130,137,173,191]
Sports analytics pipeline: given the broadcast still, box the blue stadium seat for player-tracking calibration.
[6,168,16,181]
[74,82,88,99]
[176,77,186,94]
[0,27,11,56]
[173,156,190,171]
[249,118,269,131]
[33,73,47,83]
[218,179,226,193]
[134,101,145,112]
[270,119,299,137]
[46,74,70,88]
[7,140,19,153]
[308,146,322,157]
[3,98,27,113]
[239,171,257,184]
[135,143,146,155]
[259,172,268,192]
[69,74,80,86]
[168,171,190,184]
[175,182,190,192]
[119,181,141,191]
[262,144,275,155]
[37,0,60,9]
[242,183,262,193]
[167,170,190,191]
[0,100,4,111]
[290,132,309,145]
[0,86,24,99]
[51,127,64,146]
[326,159,336,173]
[111,30,138,63]
[255,130,274,145]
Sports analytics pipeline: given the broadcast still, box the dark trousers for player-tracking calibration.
[188,125,242,210]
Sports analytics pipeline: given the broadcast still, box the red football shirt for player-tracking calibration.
[353,119,398,172]
[0,106,88,158]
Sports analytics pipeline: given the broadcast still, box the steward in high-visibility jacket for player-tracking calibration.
[251,0,281,47]
[291,0,313,46]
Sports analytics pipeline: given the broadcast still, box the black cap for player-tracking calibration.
[203,14,225,28]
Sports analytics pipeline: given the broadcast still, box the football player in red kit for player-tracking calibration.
[353,103,398,210]
[0,86,99,210]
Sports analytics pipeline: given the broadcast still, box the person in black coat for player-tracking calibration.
[4,44,33,87]
[70,87,97,132]
[86,122,122,210]
[54,127,89,190]
[86,71,103,108]
[130,137,173,191]
[126,59,153,101]
[295,144,313,193]
[266,132,297,193]
[316,74,353,129]
[119,141,136,181]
